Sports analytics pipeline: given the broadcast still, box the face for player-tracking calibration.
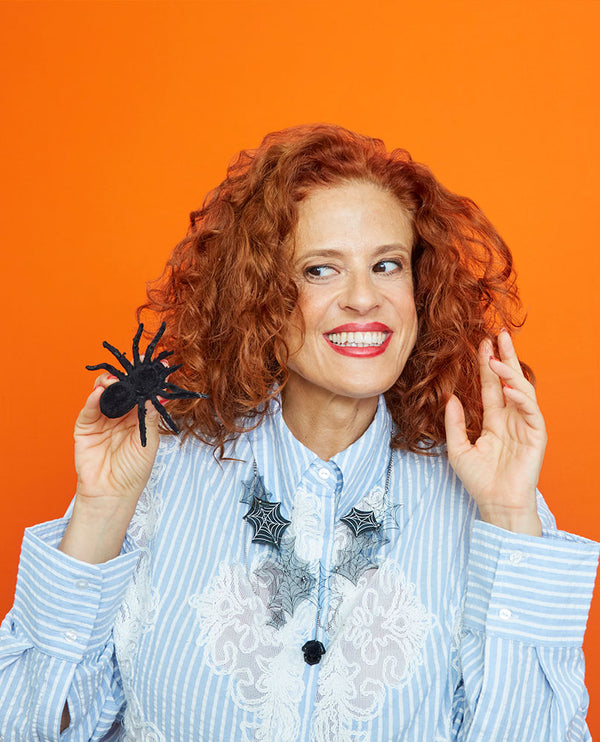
[283,180,418,406]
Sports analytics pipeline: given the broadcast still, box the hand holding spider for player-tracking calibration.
[62,323,207,564]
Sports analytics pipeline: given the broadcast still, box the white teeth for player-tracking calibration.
[326,331,388,347]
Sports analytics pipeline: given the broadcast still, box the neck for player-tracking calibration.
[281,378,379,460]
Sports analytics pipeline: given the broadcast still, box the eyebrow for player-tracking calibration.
[297,243,412,261]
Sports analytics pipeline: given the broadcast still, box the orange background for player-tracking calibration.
[1,0,599,732]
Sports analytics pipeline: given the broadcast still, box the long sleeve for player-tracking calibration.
[0,519,140,742]
[453,510,600,741]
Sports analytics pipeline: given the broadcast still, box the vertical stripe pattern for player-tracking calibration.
[0,397,598,741]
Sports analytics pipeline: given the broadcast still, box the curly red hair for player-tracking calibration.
[138,123,530,455]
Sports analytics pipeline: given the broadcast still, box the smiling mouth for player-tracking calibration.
[326,331,390,347]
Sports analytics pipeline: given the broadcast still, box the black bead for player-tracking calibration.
[302,639,326,665]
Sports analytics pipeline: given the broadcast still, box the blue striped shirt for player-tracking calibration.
[1,397,598,741]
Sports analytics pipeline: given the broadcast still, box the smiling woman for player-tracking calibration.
[281,182,418,458]
[0,123,598,741]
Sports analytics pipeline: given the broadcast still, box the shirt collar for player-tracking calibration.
[249,396,393,512]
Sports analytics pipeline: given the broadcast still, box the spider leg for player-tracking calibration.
[151,397,180,433]
[162,364,182,380]
[161,389,209,400]
[143,322,167,364]
[155,349,174,363]
[102,342,134,373]
[132,323,144,366]
[137,401,148,447]
[162,384,209,399]
[85,362,127,380]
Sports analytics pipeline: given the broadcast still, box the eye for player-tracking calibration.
[372,259,403,274]
[304,265,336,279]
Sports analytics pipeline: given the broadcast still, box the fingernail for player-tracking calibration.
[107,375,117,380]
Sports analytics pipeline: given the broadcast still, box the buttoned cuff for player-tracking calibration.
[464,521,600,646]
[12,518,140,662]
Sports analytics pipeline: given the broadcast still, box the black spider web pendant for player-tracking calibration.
[243,497,291,549]
[340,507,382,537]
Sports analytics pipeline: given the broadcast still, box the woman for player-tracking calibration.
[1,123,598,741]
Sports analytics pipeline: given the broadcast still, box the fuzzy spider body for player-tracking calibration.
[86,322,208,446]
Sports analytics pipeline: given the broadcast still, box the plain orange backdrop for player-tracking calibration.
[1,0,599,734]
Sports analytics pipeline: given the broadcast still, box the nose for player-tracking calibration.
[339,270,381,314]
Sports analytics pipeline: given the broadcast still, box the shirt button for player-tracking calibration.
[509,550,523,565]
[499,608,512,621]
[318,468,330,480]
[75,579,89,589]
[64,630,78,642]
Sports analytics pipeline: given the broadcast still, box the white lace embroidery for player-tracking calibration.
[112,437,174,742]
[287,486,324,563]
[312,559,433,741]
[189,562,307,742]
[190,475,433,742]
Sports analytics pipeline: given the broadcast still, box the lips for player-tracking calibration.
[323,322,393,357]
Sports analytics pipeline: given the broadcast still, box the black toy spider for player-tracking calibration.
[86,322,208,446]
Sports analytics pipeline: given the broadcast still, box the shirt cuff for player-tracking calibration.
[12,518,141,662]
[464,520,600,646]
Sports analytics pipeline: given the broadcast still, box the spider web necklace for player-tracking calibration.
[241,452,395,666]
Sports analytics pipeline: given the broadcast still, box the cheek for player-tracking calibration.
[288,288,328,336]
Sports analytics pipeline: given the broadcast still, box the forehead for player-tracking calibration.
[294,181,414,253]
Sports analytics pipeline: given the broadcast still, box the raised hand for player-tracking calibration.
[74,373,160,501]
[444,329,546,536]
[59,372,161,563]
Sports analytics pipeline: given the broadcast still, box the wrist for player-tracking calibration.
[58,495,135,563]
[478,505,542,537]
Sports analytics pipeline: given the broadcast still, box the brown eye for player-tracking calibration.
[373,260,402,274]
[305,265,335,278]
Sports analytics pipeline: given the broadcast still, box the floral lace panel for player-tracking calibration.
[189,475,433,742]
[312,559,433,741]
[189,562,307,742]
[190,556,432,741]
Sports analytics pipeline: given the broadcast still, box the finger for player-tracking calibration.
[92,372,119,389]
[444,394,472,459]
[501,385,545,427]
[76,384,107,427]
[479,337,505,412]
[488,356,536,400]
[497,328,523,375]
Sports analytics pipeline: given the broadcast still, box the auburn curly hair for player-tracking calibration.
[138,122,530,456]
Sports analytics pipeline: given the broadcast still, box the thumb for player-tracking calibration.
[444,394,471,461]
